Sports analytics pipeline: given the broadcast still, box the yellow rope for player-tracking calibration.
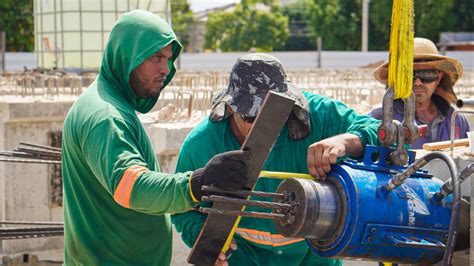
[259,170,314,180]
[388,0,414,99]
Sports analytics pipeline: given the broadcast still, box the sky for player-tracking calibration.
[187,0,240,12]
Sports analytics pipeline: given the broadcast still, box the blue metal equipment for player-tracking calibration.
[274,145,470,264]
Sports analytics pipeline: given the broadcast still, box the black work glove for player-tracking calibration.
[190,150,251,201]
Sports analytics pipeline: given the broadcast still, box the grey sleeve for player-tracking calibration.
[368,107,383,120]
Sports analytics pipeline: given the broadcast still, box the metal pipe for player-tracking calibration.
[201,185,285,199]
[450,110,474,156]
[202,195,292,211]
[199,207,285,220]
[456,98,474,109]
[1,32,5,73]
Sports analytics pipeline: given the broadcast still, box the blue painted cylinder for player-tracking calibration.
[278,146,456,264]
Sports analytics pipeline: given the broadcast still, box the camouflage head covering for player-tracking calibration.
[210,53,310,139]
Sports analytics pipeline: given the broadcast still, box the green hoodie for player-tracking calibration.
[62,10,194,265]
[172,91,381,266]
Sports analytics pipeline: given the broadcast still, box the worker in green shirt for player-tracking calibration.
[172,53,381,265]
[61,10,250,265]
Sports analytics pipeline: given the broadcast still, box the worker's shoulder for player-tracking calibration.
[67,87,133,128]
[303,90,349,110]
[368,104,383,119]
[182,117,225,146]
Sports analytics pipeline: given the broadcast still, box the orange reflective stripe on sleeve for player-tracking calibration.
[114,165,148,208]
[235,228,305,247]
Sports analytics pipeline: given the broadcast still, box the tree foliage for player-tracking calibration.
[171,0,195,49]
[363,0,474,50]
[304,0,474,51]
[280,0,315,51]
[204,4,289,52]
[0,0,34,52]
[306,0,361,50]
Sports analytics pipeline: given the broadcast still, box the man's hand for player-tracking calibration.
[190,150,251,201]
[307,133,363,180]
[215,239,237,266]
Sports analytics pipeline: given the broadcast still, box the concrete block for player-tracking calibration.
[145,121,198,155]
[144,120,200,173]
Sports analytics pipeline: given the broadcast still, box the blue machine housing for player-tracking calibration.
[306,145,452,264]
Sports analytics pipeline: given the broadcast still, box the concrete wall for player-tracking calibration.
[0,100,73,255]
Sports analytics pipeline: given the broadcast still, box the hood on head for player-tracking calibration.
[99,10,182,113]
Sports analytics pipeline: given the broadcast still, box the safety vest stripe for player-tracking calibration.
[236,228,305,247]
[114,165,148,208]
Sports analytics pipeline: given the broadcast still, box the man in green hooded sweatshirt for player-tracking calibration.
[61,10,251,265]
[172,54,381,265]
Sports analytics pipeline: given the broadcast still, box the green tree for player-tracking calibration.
[204,4,289,52]
[0,0,34,51]
[280,0,315,51]
[306,0,361,50]
[171,0,195,49]
[370,0,474,50]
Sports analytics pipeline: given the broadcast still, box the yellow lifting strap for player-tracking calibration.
[388,0,414,99]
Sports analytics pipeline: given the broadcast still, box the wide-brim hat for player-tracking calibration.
[210,53,310,139]
[373,37,463,104]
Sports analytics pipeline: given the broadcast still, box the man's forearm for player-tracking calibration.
[341,133,364,158]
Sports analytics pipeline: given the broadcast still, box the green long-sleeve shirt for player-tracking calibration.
[172,91,380,265]
[62,10,194,265]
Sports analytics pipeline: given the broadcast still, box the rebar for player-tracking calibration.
[0,142,62,164]
[0,228,63,240]
[0,158,61,164]
[0,221,63,226]
[1,150,59,160]
[201,185,285,199]
[202,195,292,211]
[199,207,285,220]
[20,142,62,152]
[0,221,64,240]
[14,147,61,159]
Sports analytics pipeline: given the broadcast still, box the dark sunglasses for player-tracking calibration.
[413,69,439,84]
[239,114,256,123]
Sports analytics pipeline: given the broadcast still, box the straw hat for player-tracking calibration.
[373,37,463,104]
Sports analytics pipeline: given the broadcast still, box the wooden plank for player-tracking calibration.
[187,91,295,265]
[422,138,469,151]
